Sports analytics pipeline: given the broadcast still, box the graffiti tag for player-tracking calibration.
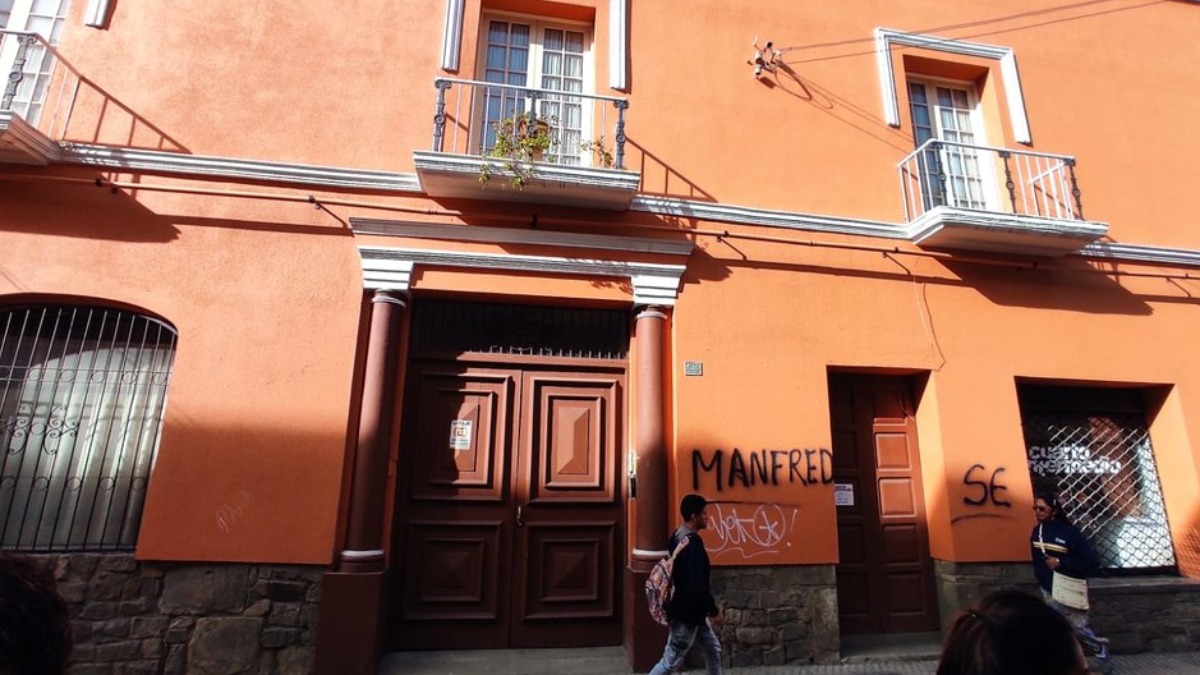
[708,501,799,560]
[216,491,251,533]
[692,448,833,492]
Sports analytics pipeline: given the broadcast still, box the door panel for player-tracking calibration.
[400,520,504,620]
[410,371,512,500]
[832,373,939,635]
[394,366,518,649]
[511,371,623,647]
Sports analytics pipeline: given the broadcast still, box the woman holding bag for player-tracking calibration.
[1030,491,1110,661]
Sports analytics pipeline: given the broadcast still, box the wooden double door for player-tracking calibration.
[830,373,939,635]
[391,361,625,649]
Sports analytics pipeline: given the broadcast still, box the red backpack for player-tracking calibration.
[644,536,691,627]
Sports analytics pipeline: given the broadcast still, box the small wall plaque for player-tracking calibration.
[684,361,703,377]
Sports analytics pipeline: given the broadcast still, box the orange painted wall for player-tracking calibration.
[0,173,364,563]
[1,0,1198,569]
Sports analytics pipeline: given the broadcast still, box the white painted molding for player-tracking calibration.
[0,111,61,164]
[84,0,112,28]
[358,246,688,305]
[61,143,423,192]
[630,195,906,239]
[1078,242,1200,268]
[609,0,629,90]
[351,219,695,257]
[361,258,415,292]
[38,141,1200,273]
[875,28,1032,144]
[632,275,685,306]
[440,0,465,72]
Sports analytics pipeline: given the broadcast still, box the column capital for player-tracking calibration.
[371,289,411,307]
[634,305,669,321]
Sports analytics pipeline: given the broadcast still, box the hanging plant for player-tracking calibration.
[478,113,555,189]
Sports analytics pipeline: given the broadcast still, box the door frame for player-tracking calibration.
[830,371,940,636]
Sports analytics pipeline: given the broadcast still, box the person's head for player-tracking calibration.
[1033,491,1063,524]
[680,494,710,530]
[0,553,72,675]
[937,589,1086,675]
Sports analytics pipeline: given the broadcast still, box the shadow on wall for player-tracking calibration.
[761,61,914,155]
[0,174,180,243]
[940,258,1156,315]
[39,48,189,152]
[625,136,716,203]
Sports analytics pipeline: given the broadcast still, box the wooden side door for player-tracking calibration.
[393,365,519,649]
[509,370,624,647]
[832,373,939,635]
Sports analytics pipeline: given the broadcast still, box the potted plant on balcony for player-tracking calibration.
[478,113,555,189]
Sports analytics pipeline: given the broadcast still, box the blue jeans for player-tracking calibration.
[648,618,722,675]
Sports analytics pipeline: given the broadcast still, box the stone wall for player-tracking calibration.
[710,564,839,667]
[932,560,1038,626]
[934,559,1200,654]
[1090,577,1200,653]
[33,554,322,675]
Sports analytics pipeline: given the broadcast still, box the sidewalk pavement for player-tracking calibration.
[379,647,1200,674]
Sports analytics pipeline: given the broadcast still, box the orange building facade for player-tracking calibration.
[3,0,1200,672]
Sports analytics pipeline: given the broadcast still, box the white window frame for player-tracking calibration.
[1,0,70,125]
[474,11,597,167]
[906,76,1001,212]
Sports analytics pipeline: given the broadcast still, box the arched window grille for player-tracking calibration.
[0,305,177,551]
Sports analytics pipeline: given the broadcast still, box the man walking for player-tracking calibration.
[648,494,724,675]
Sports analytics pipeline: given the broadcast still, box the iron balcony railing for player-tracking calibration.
[898,138,1085,222]
[1,29,83,141]
[431,77,628,170]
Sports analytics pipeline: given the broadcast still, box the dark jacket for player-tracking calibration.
[1031,519,1096,592]
[665,524,718,626]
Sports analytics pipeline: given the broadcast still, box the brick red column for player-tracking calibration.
[626,304,670,672]
[340,289,407,572]
[632,305,669,564]
[316,288,406,675]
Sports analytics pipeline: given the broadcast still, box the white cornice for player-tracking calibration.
[1078,242,1200,268]
[875,28,1031,144]
[60,143,423,191]
[351,218,695,257]
[29,141,1200,272]
[630,195,906,239]
[358,245,687,305]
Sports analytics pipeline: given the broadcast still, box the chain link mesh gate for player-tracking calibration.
[1020,386,1176,573]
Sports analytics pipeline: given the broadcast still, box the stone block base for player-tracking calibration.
[710,564,839,667]
[26,554,323,675]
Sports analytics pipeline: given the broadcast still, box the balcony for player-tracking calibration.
[413,77,640,210]
[0,30,77,165]
[898,140,1108,256]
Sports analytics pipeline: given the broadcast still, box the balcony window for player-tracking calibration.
[907,79,994,212]
[0,0,69,126]
[478,16,591,166]
[0,304,177,552]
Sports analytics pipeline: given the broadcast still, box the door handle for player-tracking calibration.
[516,504,524,527]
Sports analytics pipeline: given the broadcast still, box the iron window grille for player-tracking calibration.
[1020,385,1176,574]
[0,305,177,552]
